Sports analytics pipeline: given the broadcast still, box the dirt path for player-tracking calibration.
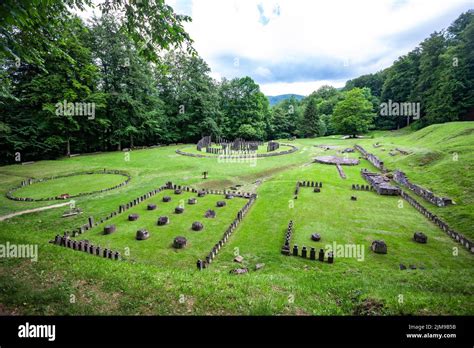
[0,202,71,222]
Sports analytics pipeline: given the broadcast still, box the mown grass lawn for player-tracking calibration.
[11,173,128,200]
[0,123,472,315]
[83,190,248,268]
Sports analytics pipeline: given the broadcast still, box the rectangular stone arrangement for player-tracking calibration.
[295,180,323,199]
[361,169,400,196]
[50,181,259,266]
[282,182,334,263]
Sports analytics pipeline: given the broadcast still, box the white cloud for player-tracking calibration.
[72,0,471,95]
[76,1,473,94]
[254,66,272,78]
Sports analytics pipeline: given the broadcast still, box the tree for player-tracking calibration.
[90,15,165,150]
[270,96,302,139]
[320,114,336,135]
[380,49,421,129]
[236,124,258,139]
[0,0,192,68]
[157,51,221,143]
[311,85,339,100]
[332,88,375,137]
[0,15,103,160]
[218,77,269,139]
[439,11,474,122]
[344,72,385,97]
[415,32,447,126]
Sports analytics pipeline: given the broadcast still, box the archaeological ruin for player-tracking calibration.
[361,169,401,195]
[354,145,385,171]
[393,170,453,207]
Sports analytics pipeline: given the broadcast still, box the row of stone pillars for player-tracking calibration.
[51,234,121,260]
[400,190,474,253]
[292,245,334,263]
[197,194,258,270]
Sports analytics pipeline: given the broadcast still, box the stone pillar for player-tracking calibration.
[88,216,94,228]
[292,244,298,256]
[301,246,307,258]
[327,251,334,264]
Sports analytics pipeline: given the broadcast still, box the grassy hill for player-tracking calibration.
[355,122,474,240]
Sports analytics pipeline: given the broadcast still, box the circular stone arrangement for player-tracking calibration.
[6,170,131,202]
[176,143,299,159]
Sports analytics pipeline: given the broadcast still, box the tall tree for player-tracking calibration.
[270,96,302,139]
[218,77,269,140]
[0,15,103,160]
[157,51,221,143]
[90,15,164,150]
[344,72,385,97]
[0,0,193,68]
[380,49,421,129]
[414,32,447,125]
[426,15,474,124]
[300,98,322,137]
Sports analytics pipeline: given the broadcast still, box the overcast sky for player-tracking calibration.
[166,0,473,95]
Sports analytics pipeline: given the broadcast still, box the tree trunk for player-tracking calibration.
[66,138,71,157]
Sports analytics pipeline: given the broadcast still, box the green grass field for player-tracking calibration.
[11,173,128,200]
[84,190,248,269]
[0,122,472,315]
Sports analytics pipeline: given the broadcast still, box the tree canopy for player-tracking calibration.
[332,88,375,137]
[0,4,473,164]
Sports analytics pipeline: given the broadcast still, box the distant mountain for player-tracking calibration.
[267,94,305,106]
